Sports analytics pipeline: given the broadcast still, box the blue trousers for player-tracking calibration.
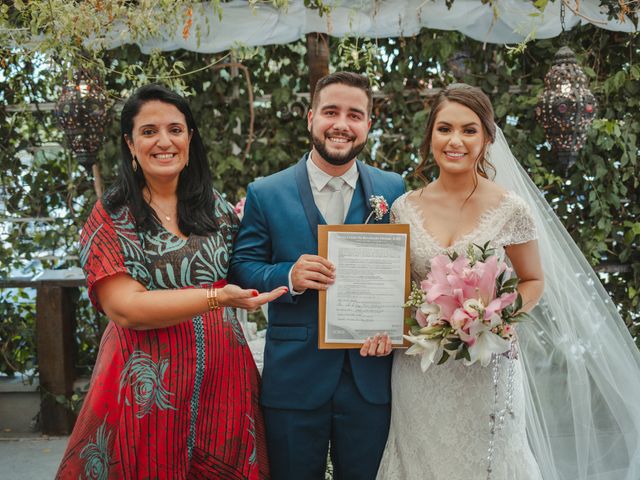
[263,359,391,480]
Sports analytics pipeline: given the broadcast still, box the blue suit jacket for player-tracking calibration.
[229,154,405,410]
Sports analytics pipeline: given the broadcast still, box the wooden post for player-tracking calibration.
[306,33,330,103]
[92,163,104,198]
[36,284,78,434]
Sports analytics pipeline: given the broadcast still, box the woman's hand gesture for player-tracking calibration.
[218,284,288,311]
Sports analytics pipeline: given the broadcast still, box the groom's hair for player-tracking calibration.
[311,71,373,116]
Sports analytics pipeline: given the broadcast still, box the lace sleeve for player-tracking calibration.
[496,193,538,247]
[390,192,407,225]
[390,204,399,224]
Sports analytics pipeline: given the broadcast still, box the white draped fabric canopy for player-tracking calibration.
[101,0,636,53]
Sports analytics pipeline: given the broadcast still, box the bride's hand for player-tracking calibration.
[360,333,393,357]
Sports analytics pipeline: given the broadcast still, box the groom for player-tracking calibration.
[230,71,404,479]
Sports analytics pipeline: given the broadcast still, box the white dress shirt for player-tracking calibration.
[306,155,359,221]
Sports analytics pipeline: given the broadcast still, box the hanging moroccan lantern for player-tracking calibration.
[55,69,110,169]
[536,46,597,170]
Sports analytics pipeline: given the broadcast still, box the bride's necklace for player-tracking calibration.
[149,200,174,222]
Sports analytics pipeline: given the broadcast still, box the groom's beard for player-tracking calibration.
[311,131,366,166]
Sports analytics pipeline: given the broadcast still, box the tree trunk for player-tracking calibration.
[306,33,330,103]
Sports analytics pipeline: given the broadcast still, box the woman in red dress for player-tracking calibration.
[56,84,286,479]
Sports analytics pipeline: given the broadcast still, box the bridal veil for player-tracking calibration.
[489,126,640,479]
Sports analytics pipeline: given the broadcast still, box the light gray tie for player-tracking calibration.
[324,177,345,225]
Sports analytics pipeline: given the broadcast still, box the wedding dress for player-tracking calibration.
[376,127,640,480]
[376,190,543,480]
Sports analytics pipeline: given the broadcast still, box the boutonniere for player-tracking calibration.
[233,197,246,220]
[365,195,389,224]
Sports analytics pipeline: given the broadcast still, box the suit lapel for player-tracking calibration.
[344,181,365,224]
[356,160,374,223]
[294,154,323,241]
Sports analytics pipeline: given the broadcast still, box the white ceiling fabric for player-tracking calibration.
[101,0,636,53]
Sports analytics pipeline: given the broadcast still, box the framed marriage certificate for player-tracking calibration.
[318,224,411,349]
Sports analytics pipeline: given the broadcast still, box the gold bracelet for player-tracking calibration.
[206,286,220,311]
[213,287,220,310]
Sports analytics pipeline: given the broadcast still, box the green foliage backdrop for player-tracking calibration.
[1,14,638,375]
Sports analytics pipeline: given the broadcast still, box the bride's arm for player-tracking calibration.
[505,240,544,313]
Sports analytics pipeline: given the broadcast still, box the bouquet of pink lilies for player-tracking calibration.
[404,243,527,372]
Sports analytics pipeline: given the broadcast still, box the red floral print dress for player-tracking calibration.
[56,198,268,479]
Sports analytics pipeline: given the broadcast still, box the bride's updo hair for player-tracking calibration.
[416,83,496,183]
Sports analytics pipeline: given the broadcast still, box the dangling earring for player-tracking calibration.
[186,130,193,168]
[132,156,138,172]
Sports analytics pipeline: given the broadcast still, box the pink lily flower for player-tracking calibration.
[484,292,518,320]
[433,295,459,320]
[475,256,502,305]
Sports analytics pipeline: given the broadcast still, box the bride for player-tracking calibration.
[365,83,640,479]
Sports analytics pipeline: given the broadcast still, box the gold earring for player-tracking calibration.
[132,156,138,172]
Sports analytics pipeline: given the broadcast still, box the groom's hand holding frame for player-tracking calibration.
[290,254,335,292]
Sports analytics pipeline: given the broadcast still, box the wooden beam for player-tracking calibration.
[306,33,329,104]
[595,264,632,274]
[5,102,57,112]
